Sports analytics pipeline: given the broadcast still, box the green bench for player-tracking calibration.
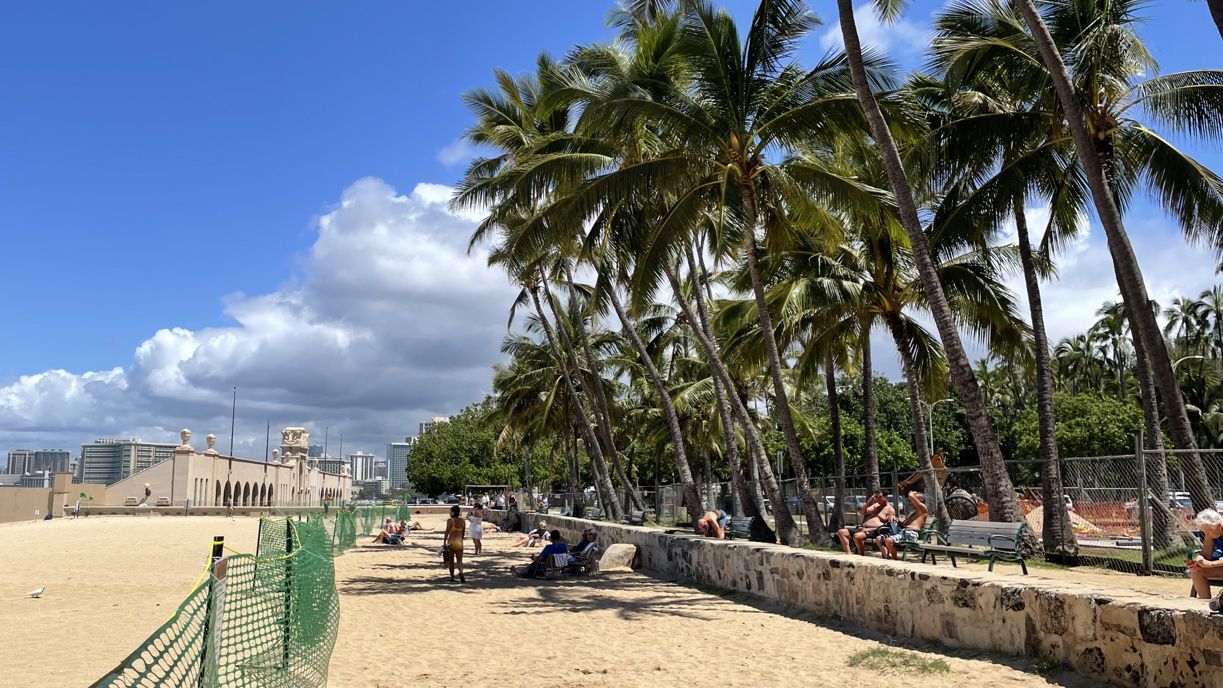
[725,516,753,539]
[919,519,1028,574]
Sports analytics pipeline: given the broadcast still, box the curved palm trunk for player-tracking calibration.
[826,354,847,531]
[1013,0,1214,513]
[606,282,704,522]
[665,263,799,545]
[1209,0,1223,42]
[529,286,621,520]
[743,238,828,544]
[558,265,646,513]
[861,323,881,492]
[884,314,951,531]
[1014,199,1076,557]
[837,0,1027,532]
[693,247,773,535]
[1133,316,1176,549]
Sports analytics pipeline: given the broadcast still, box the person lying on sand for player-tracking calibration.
[695,510,727,539]
[511,521,548,547]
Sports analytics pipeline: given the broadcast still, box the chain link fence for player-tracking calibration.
[538,440,1223,577]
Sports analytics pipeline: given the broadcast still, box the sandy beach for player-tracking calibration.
[327,514,1100,688]
[1,512,1187,687]
[0,515,260,687]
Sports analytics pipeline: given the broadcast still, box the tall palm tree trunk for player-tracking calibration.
[861,323,881,492]
[826,354,847,531]
[1133,321,1176,549]
[693,247,774,534]
[884,314,952,531]
[1014,199,1076,557]
[664,263,800,545]
[743,238,828,544]
[528,286,621,520]
[837,0,1026,531]
[1013,0,1215,513]
[558,265,646,512]
[1208,0,1223,42]
[606,281,705,521]
[563,429,584,518]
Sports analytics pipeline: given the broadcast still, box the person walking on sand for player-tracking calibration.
[443,505,467,583]
[467,504,485,555]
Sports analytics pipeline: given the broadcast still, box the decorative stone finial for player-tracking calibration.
[204,433,219,456]
[179,428,193,448]
[272,449,281,463]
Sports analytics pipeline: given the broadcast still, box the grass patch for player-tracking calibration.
[847,647,950,674]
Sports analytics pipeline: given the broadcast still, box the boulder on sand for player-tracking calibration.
[599,543,637,571]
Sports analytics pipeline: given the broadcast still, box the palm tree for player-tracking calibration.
[1011,0,1222,512]
[834,0,1029,529]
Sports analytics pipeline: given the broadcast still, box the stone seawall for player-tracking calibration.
[508,511,1223,688]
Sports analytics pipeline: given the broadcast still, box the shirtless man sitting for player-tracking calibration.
[877,489,929,559]
[836,491,895,555]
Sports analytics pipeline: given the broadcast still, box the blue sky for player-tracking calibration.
[0,1,1219,456]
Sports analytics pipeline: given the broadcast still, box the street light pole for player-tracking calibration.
[925,398,954,457]
[229,387,237,456]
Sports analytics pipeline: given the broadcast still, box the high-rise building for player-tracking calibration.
[318,458,345,474]
[78,438,177,485]
[386,442,411,488]
[6,449,34,474]
[308,444,325,458]
[348,452,376,481]
[419,416,449,436]
[372,458,389,481]
[7,449,73,474]
[33,449,71,474]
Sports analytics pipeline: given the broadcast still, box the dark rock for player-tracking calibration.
[1138,608,1176,646]
[1078,647,1106,676]
[1001,587,1026,612]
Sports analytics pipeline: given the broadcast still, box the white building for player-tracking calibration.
[419,416,449,436]
[348,451,377,481]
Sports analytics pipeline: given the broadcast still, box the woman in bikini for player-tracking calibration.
[443,505,466,583]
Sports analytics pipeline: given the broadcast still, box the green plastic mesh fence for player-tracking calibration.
[90,516,346,688]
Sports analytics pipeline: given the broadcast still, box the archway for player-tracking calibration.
[214,481,221,506]
[267,485,275,507]
[242,482,251,506]
[223,481,232,507]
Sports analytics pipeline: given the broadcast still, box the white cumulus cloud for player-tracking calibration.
[819,3,930,57]
[0,178,516,459]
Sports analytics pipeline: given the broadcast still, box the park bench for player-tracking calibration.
[897,519,940,562]
[123,496,139,507]
[626,510,646,526]
[155,497,171,507]
[559,506,572,517]
[590,507,604,521]
[725,516,753,539]
[918,519,1028,574]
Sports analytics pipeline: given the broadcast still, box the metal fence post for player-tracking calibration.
[1136,431,1153,576]
[282,519,294,670]
[891,462,900,513]
[197,536,224,687]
